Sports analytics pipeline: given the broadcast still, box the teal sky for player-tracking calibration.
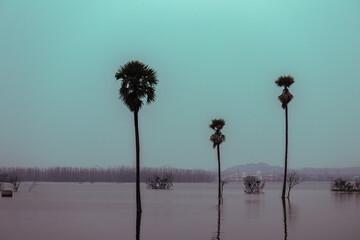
[0,0,359,169]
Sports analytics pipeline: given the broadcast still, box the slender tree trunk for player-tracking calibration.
[216,204,221,240]
[134,111,142,213]
[282,198,288,240]
[136,211,142,240]
[281,106,288,199]
[287,186,291,199]
[217,144,222,201]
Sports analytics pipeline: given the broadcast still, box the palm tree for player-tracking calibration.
[275,75,294,199]
[210,119,226,202]
[115,60,158,213]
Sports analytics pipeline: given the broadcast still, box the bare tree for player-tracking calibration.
[0,174,6,185]
[28,174,39,192]
[287,171,300,198]
[244,176,265,193]
[354,177,360,190]
[0,174,8,192]
[220,178,229,196]
[331,178,352,191]
[0,174,5,191]
[145,173,174,190]
[9,175,21,192]
[331,177,360,191]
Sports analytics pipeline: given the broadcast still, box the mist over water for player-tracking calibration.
[1,182,359,240]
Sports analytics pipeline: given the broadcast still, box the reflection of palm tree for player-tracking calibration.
[136,211,142,240]
[275,76,294,199]
[212,204,221,240]
[115,61,158,213]
[209,119,226,203]
[282,199,288,240]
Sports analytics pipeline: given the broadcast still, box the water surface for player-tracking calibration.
[0,182,359,239]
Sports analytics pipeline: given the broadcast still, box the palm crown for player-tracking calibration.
[210,119,226,148]
[115,61,158,112]
[275,75,294,109]
[209,119,225,131]
[275,75,294,88]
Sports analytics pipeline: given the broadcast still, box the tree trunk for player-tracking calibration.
[281,106,288,199]
[136,211,142,240]
[282,198,288,240]
[287,186,291,199]
[216,204,221,239]
[134,111,142,213]
[217,144,222,201]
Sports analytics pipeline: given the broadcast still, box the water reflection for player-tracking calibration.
[287,199,297,222]
[218,196,223,205]
[212,204,222,240]
[282,199,287,240]
[136,212,142,240]
[331,191,360,203]
[244,197,262,218]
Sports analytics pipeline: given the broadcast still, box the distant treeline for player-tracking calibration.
[224,163,360,182]
[0,167,216,183]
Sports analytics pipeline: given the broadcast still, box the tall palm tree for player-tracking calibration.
[115,60,158,213]
[275,75,294,199]
[210,119,226,202]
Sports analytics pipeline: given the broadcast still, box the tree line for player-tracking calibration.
[0,166,216,183]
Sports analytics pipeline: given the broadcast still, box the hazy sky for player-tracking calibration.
[0,0,359,170]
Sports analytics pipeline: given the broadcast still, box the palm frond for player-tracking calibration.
[209,119,226,130]
[278,88,293,109]
[145,87,156,104]
[115,60,158,112]
[210,132,225,147]
[275,75,294,88]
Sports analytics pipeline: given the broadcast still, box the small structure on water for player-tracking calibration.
[1,190,13,197]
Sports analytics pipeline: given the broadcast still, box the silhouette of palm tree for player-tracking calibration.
[210,119,226,203]
[115,60,158,213]
[282,199,288,240]
[275,75,294,199]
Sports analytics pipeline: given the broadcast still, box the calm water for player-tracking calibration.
[0,182,359,239]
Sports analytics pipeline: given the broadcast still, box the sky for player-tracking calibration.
[0,0,359,170]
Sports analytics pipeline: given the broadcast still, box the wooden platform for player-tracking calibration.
[1,190,13,197]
